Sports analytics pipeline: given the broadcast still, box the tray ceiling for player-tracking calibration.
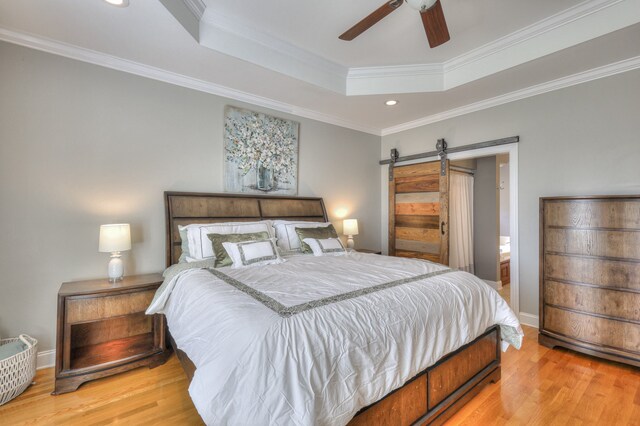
[1,0,639,135]
[193,0,640,95]
[203,0,585,67]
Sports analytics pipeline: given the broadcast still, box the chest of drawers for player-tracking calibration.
[539,195,640,367]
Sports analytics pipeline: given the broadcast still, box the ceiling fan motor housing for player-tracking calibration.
[405,0,438,12]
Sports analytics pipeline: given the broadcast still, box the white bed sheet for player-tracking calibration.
[147,252,522,426]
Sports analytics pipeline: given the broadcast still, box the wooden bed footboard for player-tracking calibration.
[163,192,502,425]
[168,326,501,426]
[349,325,501,426]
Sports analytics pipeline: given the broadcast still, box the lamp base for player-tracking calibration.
[107,253,124,282]
[346,235,355,249]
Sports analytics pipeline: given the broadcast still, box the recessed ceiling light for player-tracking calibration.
[385,100,398,106]
[104,0,129,7]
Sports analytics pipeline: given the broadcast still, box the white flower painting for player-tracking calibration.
[224,106,299,195]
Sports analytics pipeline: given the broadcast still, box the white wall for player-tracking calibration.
[473,157,499,282]
[0,42,381,351]
[381,68,640,318]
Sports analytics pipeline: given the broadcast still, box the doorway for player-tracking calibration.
[448,145,518,314]
[449,155,512,308]
[385,142,520,315]
[497,155,511,306]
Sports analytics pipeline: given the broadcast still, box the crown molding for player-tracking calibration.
[3,24,639,139]
[442,0,638,89]
[381,55,640,136]
[0,26,380,136]
[443,0,624,73]
[199,11,347,94]
[346,0,636,94]
[348,63,442,79]
[182,0,206,20]
[194,0,639,96]
[347,63,444,96]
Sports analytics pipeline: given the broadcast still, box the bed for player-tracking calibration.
[149,191,522,425]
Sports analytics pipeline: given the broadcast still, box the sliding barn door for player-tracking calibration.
[389,160,449,265]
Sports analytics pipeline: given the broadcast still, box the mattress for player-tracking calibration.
[147,252,522,426]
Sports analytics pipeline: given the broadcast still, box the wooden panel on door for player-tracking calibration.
[389,159,449,265]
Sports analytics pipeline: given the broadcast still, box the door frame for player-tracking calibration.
[384,143,520,316]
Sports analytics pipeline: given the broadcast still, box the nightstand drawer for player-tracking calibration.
[66,289,155,323]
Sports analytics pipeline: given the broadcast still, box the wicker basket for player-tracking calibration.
[0,335,37,406]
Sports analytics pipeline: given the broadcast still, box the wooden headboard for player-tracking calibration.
[165,191,328,267]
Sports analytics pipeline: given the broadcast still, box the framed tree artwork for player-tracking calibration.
[224,106,299,195]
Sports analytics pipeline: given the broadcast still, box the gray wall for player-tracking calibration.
[382,68,640,317]
[0,42,381,351]
[498,156,510,237]
[473,157,499,282]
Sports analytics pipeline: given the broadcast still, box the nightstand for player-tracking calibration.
[53,273,171,394]
[356,249,382,255]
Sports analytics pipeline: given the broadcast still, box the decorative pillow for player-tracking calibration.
[207,231,271,268]
[178,226,190,263]
[182,221,275,261]
[222,239,284,268]
[295,225,339,253]
[272,220,333,251]
[302,237,347,256]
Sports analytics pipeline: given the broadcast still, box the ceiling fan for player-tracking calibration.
[339,0,450,48]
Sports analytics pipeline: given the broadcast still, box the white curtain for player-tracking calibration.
[449,172,474,273]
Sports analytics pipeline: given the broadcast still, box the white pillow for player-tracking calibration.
[181,221,275,261]
[303,238,347,256]
[272,221,333,251]
[222,238,284,268]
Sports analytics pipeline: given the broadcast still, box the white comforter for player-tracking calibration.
[147,252,522,426]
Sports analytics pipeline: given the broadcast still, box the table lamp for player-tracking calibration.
[343,219,359,249]
[99,223,131,282]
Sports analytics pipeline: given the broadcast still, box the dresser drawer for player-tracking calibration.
[544,280,640,322]
[66,289,155,324]
[544,228,640,260]
[544,306,640,354]
[544,199,640,229]
[544,254,640,292]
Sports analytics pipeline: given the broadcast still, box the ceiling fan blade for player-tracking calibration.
[339,0,403,41]
[420,0,450,48]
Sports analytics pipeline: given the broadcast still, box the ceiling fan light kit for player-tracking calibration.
[406,0,438,12]
[339,0,450,48]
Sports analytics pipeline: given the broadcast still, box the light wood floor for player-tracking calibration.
[1,325,639,425]
[498,283,511,306]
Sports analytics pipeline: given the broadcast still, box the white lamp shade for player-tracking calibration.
[99,224,131,252]
[343,219,359,236]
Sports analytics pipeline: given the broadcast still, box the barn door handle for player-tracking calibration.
[441,221,446,235]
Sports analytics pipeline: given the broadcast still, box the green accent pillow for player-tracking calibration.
[295,225,339,254]
[207,231,270,268]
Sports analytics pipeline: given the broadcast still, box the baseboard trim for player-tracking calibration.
[519,312,539,329]
[37,349,55,370]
